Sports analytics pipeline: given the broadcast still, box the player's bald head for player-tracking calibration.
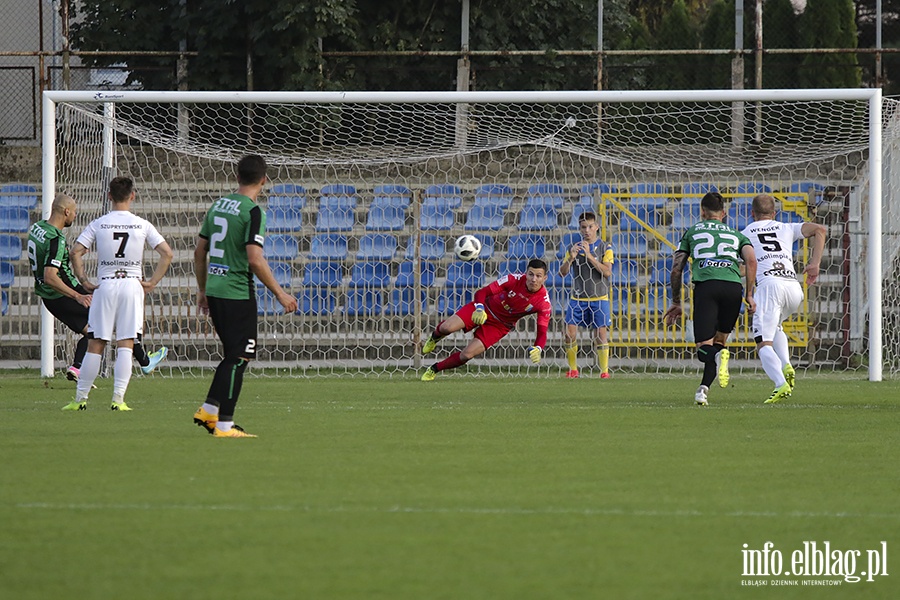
[752,194,777,218]
[51,193,75,215]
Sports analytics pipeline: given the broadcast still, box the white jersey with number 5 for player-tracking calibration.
[741,219,804,284]
[77,210,165,279]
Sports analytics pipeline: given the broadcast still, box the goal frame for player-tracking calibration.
[41,88,885,380]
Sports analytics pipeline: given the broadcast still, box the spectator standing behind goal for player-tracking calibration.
[67,177,173,411]
[741,194,826,404]
[192,154,298,438]
[664,192,757,406]
[29,194,169,386]
[558,211,614,379]
[420,259,552,381]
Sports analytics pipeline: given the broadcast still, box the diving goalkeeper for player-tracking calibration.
[421,259,552,381]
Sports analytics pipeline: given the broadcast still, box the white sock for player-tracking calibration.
[759,345,787,387]
[76,352,102,401]
[202,402,219,415]
[216,420,234,432]
[113,347,134,403]
[772,329,791,368]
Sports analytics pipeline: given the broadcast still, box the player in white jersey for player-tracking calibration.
[68,177,173,411]
[741,194,826,404]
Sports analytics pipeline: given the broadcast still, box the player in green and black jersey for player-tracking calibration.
[28,193,162,383]
[192,154,298,438]
[664,192,758,406]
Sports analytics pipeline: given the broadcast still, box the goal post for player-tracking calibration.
[40,88,892,381]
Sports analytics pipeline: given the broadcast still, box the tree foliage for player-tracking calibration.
[799,0,861,87]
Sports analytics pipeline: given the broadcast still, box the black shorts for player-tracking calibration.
[207,296,258,359]
[42,294,89,335]
[692,279,744,342]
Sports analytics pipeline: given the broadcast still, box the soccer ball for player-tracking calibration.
[454,235,482,261]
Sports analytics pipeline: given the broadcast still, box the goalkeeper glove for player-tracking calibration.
[472,303,487,325]
[527,346,542,364]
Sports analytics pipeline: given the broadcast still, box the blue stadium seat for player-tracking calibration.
[254,261,292,288]
[267,184,306,210]
[643,285,670,314]
[568,199,598,230]
[497,260,529,276]
[507,234,545,260]
[0,261,15,288]
[526,183,566,209]
[263,235,299,260]
[356,233,397,260]
[473,184,513,209]
[424,184,463,209]
[610,232,648,258]
[385,288,427,316]
[265,207,303,232]
[671,198,702,231]
[620,199,664,231]
[681,183,718,196]
[648,256,690,286]
[256,288,287,316]
[405,234,445,260]
[610,260,640,287]
[309,234,349,260]
[348,262,391,288]
[727,205,752,232]
[365,200,406,231]
[779,211,805,224]
[315,197,355,231]
[373,184,411,205]
[0,184,38,209]
[517,203,558,230]
[395,261,436,287]
[735,182,771,195]
[302,261,343,287]
[345,289,384,316]
[300,289,336,315]
[1,290,7,315]
[580,183,616,198]
[610,286,630,315]
[477,235,495,260]
[445,261,485,288]
[631,183,669,196]
[545,260,572,288]
[0,208,30,233]
[0,234,22,260]
[556,232,583,259]
[545,261,572,316]
[464,203,504,231]
[420,197,455,230]
[319,184,358,206]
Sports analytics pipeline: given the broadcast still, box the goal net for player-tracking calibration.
[39,89,897,380]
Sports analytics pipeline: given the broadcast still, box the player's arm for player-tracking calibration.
[559,251,572,276]
[587,245,613,278]
[194,236,210,315]
[528,305,551,363]
[740,243,757,315]
[42,266,91,307]
[142,240,173,293]
[663,251,689,325]
[248,244,298,313]
[800,222,827,285]
[471,281,498,325]
[70,242,97,293]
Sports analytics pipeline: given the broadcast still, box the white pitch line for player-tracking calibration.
[11,502,899,520]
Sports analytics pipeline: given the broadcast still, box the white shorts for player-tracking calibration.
[88,278,145,341]
[751,279,803,342]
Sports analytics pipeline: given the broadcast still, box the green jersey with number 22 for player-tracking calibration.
[199,193,266,300]
[678,220,751,284]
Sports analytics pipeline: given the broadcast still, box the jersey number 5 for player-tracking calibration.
[756,232,783,252]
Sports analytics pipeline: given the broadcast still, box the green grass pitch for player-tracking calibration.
[1,371,898,599]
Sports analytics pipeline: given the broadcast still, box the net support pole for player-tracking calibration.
[40,93,56,378]
[868,90,883,382]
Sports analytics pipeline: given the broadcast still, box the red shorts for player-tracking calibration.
[457,302,513,350]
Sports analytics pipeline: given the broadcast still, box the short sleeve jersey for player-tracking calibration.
[741,219,805,285]
[199,194,266,300]
[76,211,165,280]
[563,238,614,300]
[677,220,752,284]
[28,220,80,299]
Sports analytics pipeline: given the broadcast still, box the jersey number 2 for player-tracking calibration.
[209,217,228,258]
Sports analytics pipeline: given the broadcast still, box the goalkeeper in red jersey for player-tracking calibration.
[421,259,552,380]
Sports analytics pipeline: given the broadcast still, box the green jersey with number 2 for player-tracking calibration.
[678,220,751,284]
[199,193,266,300]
